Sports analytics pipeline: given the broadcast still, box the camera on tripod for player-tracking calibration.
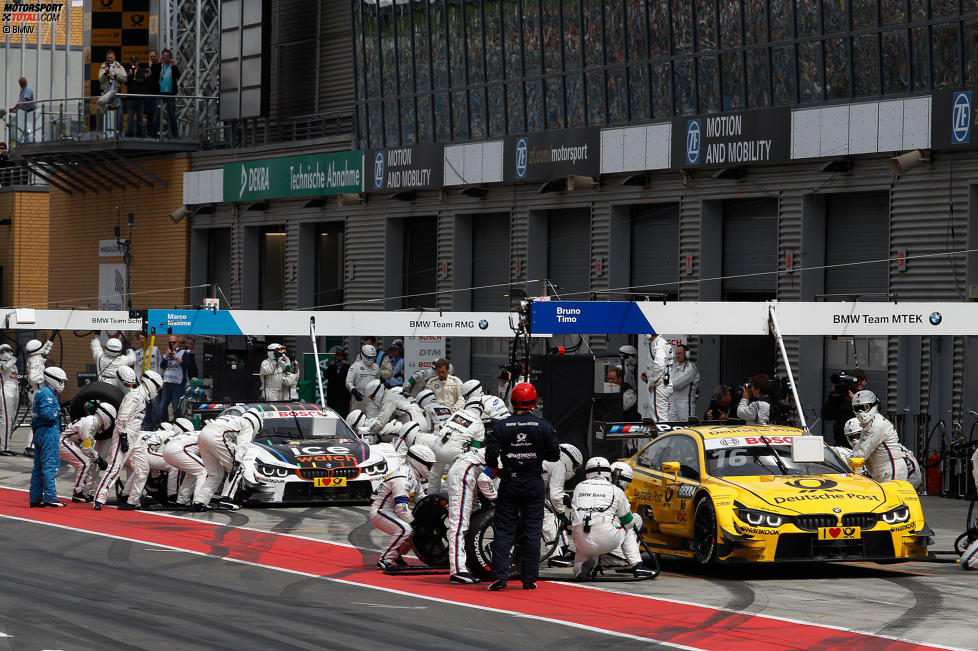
[830,369,859,391]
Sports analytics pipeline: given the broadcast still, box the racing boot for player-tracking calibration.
[72,492,93,503]
[376,559,395,570]
[575,558,596,582]
[548,547,574,568]
[631,563,656,579]
[190,502,213,512]
[450,572,480,585]
[118,501,141,511]
[93,502,103,511]
[487,579,506,591]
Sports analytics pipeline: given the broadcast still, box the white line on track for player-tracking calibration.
[351,602,427,610]
[0,511,704,650]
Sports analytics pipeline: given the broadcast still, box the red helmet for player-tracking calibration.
[511,382,537,410]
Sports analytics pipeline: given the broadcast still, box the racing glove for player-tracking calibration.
[351,388,364,401]
[119,433,129,453]
[232,460,241,474]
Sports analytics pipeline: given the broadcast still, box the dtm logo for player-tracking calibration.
[515,138,528,178]
[478,319,489,330]
[952,91,972,144]
[929,312,942,326]
[686,120,702,165]
[373,151,385,189]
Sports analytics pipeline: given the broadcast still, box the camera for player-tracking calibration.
[830,369,858,390]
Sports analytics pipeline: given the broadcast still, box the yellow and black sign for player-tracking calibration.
[86,0,149,97]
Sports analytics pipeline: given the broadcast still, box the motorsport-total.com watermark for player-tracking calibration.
[1,2,64,36]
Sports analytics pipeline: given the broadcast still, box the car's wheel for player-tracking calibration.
[693,498,719,565]
[70,382,124,441]
[411,493,450,566]
[464,505,522,581]
[955,529,978,556]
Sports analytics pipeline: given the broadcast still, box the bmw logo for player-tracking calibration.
[929,312,942,326]
[478,319,489,330]
[373,151,385,189]
[515,138,528,179]
[686,119,702,165]
[833,507,842,514]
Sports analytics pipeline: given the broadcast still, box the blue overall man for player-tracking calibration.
[30,367,67,507]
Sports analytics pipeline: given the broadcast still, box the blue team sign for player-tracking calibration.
[952,91,972,144]
[531,302,657,335]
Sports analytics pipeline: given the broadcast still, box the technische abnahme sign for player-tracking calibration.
[223,151,363,202]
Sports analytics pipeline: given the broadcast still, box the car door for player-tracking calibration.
[657,434,703,535]
[630,436,674,530]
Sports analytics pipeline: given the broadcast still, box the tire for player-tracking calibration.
[70,382,125,440]
[693,498,719,565]
[411,493,450,567]
[955,529,978,556]
[464,505,522,581]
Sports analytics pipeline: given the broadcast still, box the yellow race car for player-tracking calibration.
[622,424,931,564]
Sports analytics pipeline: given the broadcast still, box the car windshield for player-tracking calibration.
[706,444,850,477]
[260,416,358,441]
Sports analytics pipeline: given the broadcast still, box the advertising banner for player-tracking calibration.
[931,88,976,149]
[404,336,445,378]
[504,127,600,181]
[672,107,791,169]
[223,151,363,202]
[530,301,769,335]
[367,144,444,193]
[98,263,127,311]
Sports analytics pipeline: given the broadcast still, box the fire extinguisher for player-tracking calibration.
[927,452,942,495]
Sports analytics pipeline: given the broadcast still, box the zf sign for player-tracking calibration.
[952,91,971,144]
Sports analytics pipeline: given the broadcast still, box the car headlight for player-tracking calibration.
[256,462,293,478]
[881,505,911,524]
[735,508,785,528]
[361,460,388,476]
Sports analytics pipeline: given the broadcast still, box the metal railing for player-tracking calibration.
[4,94,220,148]
[200,111,355,150]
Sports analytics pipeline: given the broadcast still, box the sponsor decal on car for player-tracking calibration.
[891,522,915,532]
[737,526,780,536]
[703,434,799,449]
[677,484,698,499]
[773,492,881,504]
[818,526,860,540]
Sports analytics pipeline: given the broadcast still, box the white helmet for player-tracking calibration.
[851,390,880,425]
[105,337,123,355]
[464,398,484,416]
[610,461,634,490]
[559,443,584,475]
[389,386,404,399]
[25,339,43,355]
[843,417,863,445]
[361,344,377,362]
[116,365,137,388]
[398,422,421,448]
[618,345,637,358]
[416,389,435,408]
[44,366,67,394]
[584,456,611,478]
[461,379,483,401]
[0,344,11,360]
[406,443,436,480]
[141,370,163,400]
[345,409,366,431]
[267,342,284,360]
[94,402,117,432]
[173,417,195,433]
[242,407,263,435]
[365,378,386,402]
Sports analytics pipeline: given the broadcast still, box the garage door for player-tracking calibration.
[825,192,888,296]
[548,208,590,296]
[471,214,511,389]
[631,204,679,298]
[722,198,778,296]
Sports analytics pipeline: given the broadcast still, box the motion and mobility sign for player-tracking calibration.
[673,107,791,169]
[223,151,363,202]
[504,127,600,181]
[367,143,444,193]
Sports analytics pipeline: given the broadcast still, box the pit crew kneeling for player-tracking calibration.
[570,456,655,581]
[371,443,435,570]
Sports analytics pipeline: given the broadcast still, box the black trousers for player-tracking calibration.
[489,476,545,583]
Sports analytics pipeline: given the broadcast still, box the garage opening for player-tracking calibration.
[630,203,679,299]
[402,216,437,309]
[259,226,286,310]
[470,213,511,389]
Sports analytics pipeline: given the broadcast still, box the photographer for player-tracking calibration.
[737,374,772,425]
[124,55,152,137]
[704,385,736,421]
[821,369,866,447]
[157,336,189,423]
[98,50,127,134]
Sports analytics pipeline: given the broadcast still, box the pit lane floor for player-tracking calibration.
[0,431,974,650]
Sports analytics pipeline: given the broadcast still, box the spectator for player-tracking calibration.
[124,55,152,137]
[425,358,464,411]
[0,141,8,162]
[98,50,127,135]
[821,369,866,447]
[157,336,189,422]
[151,48,180,138]
[607,365,638,421]
[145,50,160,134]
[704,385,735,421]
[737,374,772,425]
[9,77,35,143]
[182,336,199,380]
[0,142,24,186]
[387,339,404,388]
[132,333,160,381]
[324,348,351,417]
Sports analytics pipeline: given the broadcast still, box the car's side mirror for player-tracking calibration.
[849,457,866,470]
[661,461,680,481]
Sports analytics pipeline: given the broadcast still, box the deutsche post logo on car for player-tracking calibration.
[784,478,843,493]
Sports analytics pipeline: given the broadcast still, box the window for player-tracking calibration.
[259,227,285,311]
[637,435,672,469]
[667,435,702,481]
[316,223,344,310]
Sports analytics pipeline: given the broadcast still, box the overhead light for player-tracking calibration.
[246,201,268,211]
[459,186,488,198]
[194,204,216,215]
[169,206,188,223]
[819,158,851,174]
[303,198,326,209]
[567,174,598,191]
[537,180,563,194]
[337,193,364,207]
[890,149,928,176]
[620,174,650,187]
[391,190,417,201]
[712,167,744,180]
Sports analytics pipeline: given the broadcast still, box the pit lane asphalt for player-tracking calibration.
[0,425,975,650]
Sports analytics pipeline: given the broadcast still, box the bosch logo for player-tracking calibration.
[952,91,972,144]
[373,152,385,189]
[478,319,489,330]
[929,312,942,326]
[515,138,528,178]
[686,120,702,165]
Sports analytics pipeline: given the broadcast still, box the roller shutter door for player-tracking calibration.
[547,209,590,296]
[471,215,511,388]
[825,192,888,296]
[630,204,680,297]
[722,198,778,296]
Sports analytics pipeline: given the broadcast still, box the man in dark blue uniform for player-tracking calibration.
[485,382,560,591]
